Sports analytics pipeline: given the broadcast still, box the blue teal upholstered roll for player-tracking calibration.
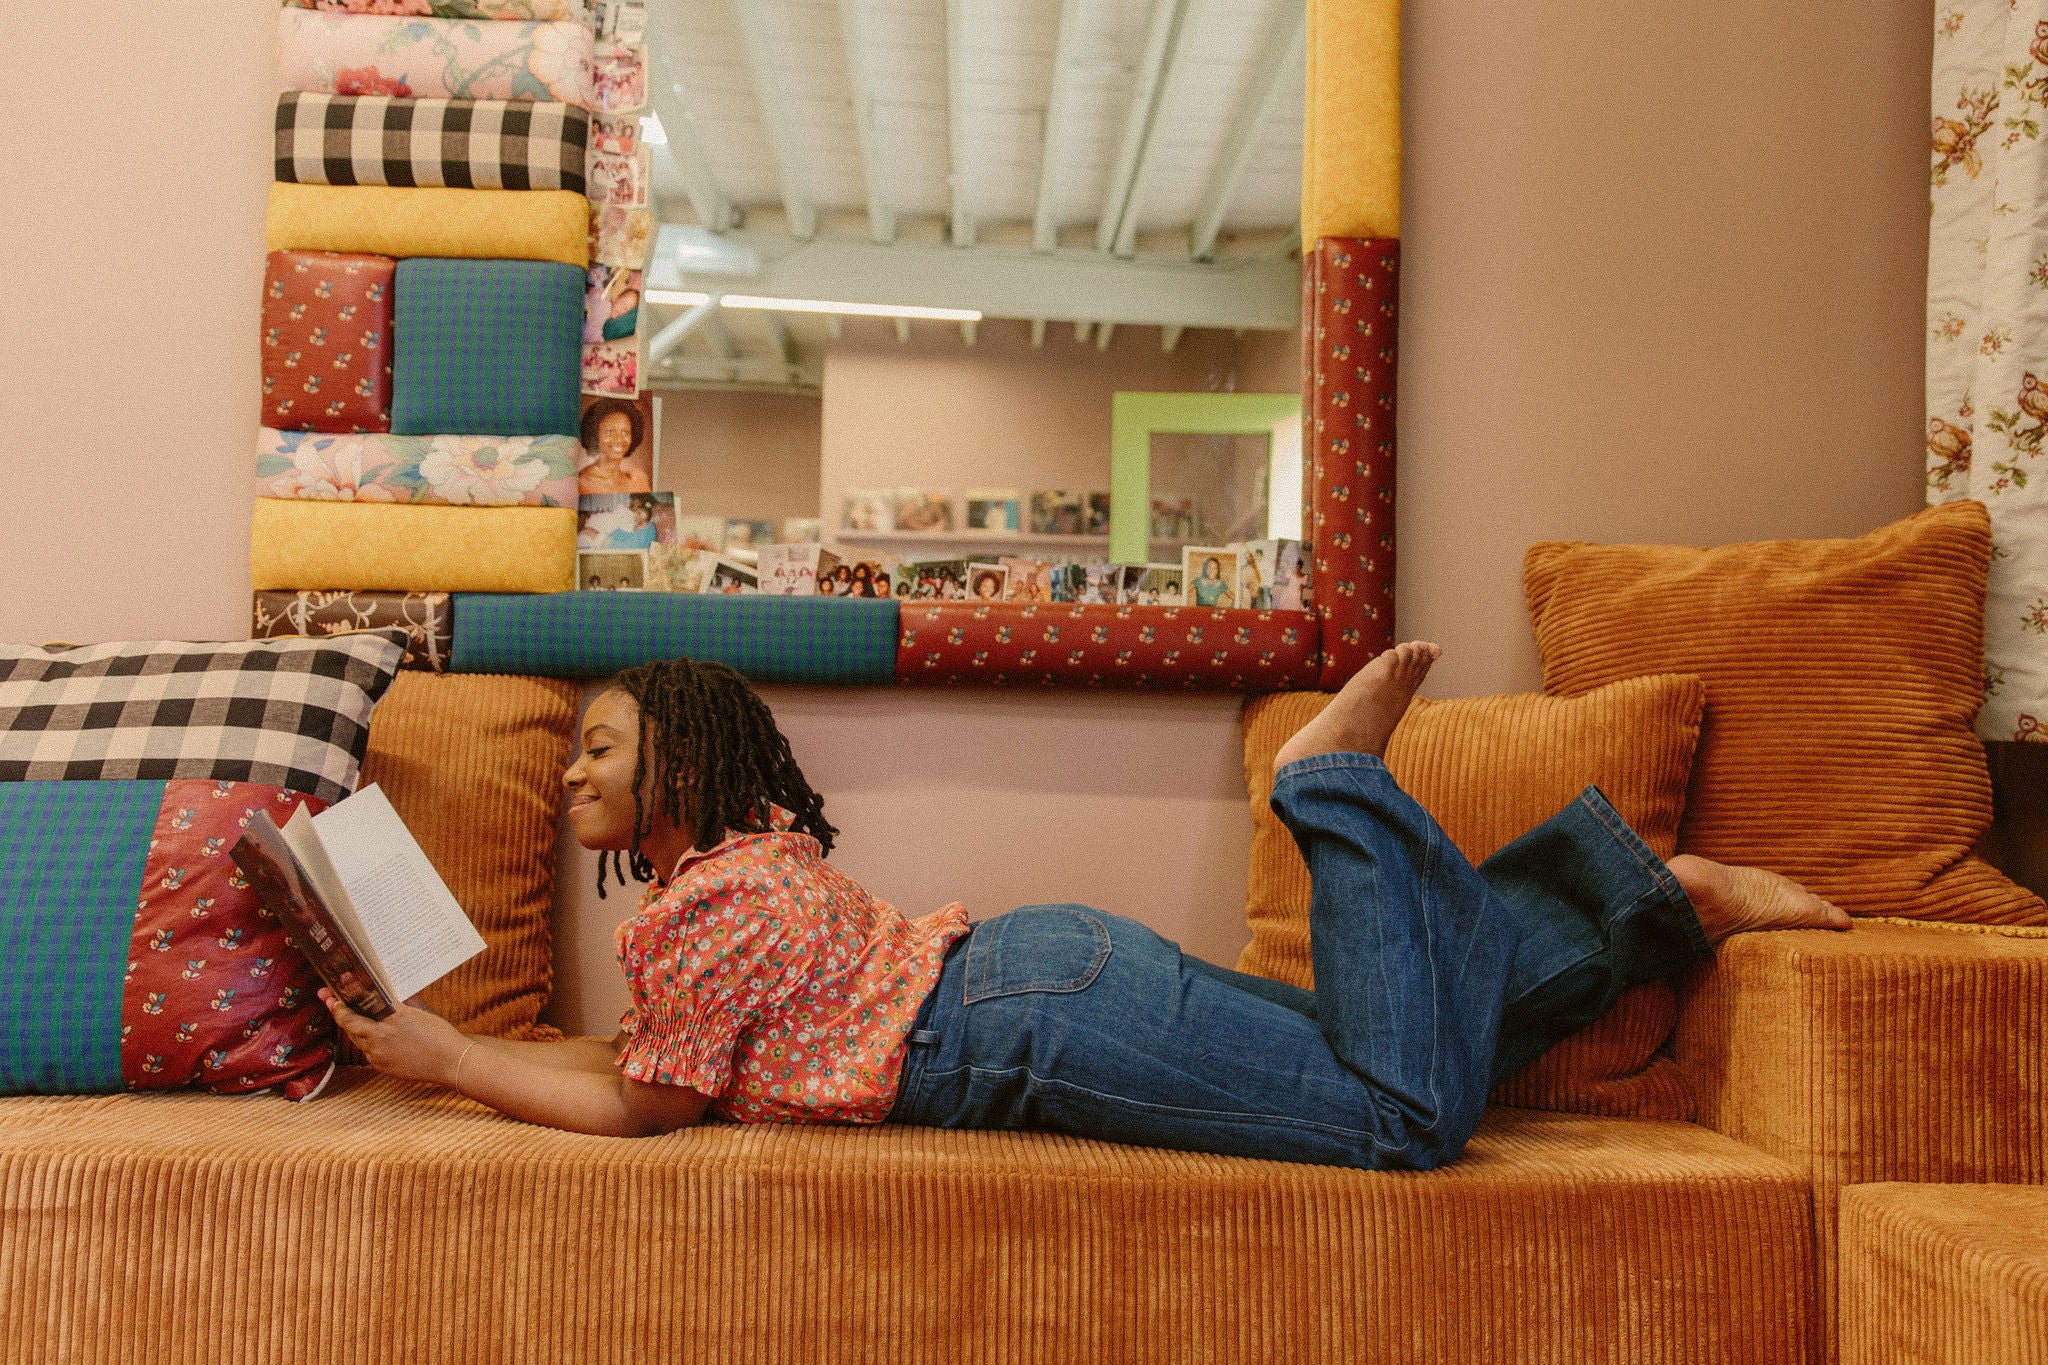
[391,258,583,437]
[451,593,902,684]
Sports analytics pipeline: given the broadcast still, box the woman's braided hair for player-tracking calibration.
[595,658,836,896]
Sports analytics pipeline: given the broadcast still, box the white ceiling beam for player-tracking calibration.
[687,231,1300,331]
[895,318,911,344]
[960,319,978,345]
[707,313,741,381]
[650,53,736,232]
[825,313,843,341]
[725,0,818,240]
[1190,5,1306,262]
[1160,324,1183,352]
[1074,320,1092,343]
[1097,0,1194,256]
[836,0,895,243]
[1030,318,1047,347]
[1032,0,1087,253]
[766,312,794,367]
[944,0,975,247]
[1095,321,1115,350]
[652,355,821,389]
[648,294,722,363]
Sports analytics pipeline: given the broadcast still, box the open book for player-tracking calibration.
[230,784,487,1021]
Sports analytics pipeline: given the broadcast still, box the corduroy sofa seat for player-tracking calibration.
[0,1073,1818,1365]
[1839,1183,2048,1365]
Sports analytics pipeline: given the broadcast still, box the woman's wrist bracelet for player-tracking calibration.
[451,1039,479,1091]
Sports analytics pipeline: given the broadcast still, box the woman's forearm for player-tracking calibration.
[465,1034,622,1075]
[451,1046,655,1136]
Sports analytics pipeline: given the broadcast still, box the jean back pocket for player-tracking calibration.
[963,905,1112,1005]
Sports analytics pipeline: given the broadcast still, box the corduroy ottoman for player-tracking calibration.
[1840,1183,2048,1365]
[0,1074,1816,1365]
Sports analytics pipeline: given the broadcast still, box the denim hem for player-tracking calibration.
[1274,750,1391,785]
[1575,786,1713,964]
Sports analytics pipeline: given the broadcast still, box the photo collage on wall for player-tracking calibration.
[581,0,651,403]
[830,484,1310,609]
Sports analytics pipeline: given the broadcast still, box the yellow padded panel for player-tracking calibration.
[264,183,590,268]
[1303,0,1401,241]
[250,500,576,594]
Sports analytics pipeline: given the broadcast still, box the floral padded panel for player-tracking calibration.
[284,0,588,20]
[252,590,454,673]
[895,602,1320,691]
[276,9,595,107]
[261,250,395,433]
[257,429,580,508]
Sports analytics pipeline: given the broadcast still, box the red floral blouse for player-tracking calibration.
[614,806,971,1125]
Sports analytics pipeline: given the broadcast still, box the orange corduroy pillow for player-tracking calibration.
[359,672,582,1037]
[1524,500,2044,926]
[1238,674,1708,1120]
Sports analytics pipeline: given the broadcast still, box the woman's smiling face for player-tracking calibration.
[564,689,646,852]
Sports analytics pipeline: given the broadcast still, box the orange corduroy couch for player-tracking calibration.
[0,684,2040,1365]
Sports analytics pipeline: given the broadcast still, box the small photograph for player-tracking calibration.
[1270,539,1312,611]
[999,556,1055,603]
[1240,541,1273,610]
[893,489,954,533]
[1029,490,1086,536]
[577,393,654,494]
[896,559,968,600]
[1131,563,1184,607]
[645,543,718,593]
[591,39,648,116]
[1084,491,1112,536]
[723,519,776,559]
[1078,562,1120,605]
[966,562,1009,602]
[583,265,642,345]
[1048,563,1088,603]
[580,551,645,592]
[706,557,758,594]
[842,489,896,533]
[780,516,822,544]
[587,146,651,210]
[757,544,840,596]
[591,205,654,270]
[597,0,647,44]
[1149,496,1196,541]
[1181,545,1244,609]
[590,117,637,158]
[582,336,641,399]
[671,515,726,553]
[578,492,670,551]
[1114,564,1150,604]
[965,488,1021,532]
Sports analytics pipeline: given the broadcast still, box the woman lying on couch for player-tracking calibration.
[324,645,1848,1168]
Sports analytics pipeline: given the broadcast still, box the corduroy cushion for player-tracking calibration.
[1840,1183,2048,1365]
[1238,673,1707,1119]
[1524,500,2046,926]
[357,673,580,1037]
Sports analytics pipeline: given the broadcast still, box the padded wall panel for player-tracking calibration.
[1306,238,1399,687]
[261,251,394,433]
[896,603,1319,690]
[1302,0,1401,242]
[265,183,589,268]
[274,94,590,195]
[390,259,584,439]
[451,593,901,683]
[250,501,577,595]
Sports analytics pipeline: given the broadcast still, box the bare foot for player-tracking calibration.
[1668,854,1852,944]
[1275,641,1443,772]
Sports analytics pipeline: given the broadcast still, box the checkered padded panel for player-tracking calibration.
[0,634,405,804]
[275,93,590,194]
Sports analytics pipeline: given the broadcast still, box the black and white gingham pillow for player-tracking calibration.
[0,632,406,804]
[274,92,591,194]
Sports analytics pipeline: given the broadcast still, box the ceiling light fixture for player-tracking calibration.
[639,112,668,145]
[642,290,982,322]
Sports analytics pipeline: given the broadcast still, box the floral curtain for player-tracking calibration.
[1929,2,2048,743]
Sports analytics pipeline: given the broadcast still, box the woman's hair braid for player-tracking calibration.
[595,658,836,896]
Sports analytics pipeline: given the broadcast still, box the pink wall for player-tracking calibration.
[656,388,822,528]
[1,0,2007,1034]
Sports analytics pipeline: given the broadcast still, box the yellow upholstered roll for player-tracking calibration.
[1302,0,1401,241]
[250,500,576,594]
[264,183,590,267]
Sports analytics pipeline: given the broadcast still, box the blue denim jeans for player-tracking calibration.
[886,752,1712,1170]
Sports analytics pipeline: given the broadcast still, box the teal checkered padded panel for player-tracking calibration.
[0,780,160,1093]
[451,593,901,683]
[391,258,583,437]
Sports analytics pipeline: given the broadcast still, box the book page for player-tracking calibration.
[311,785,487,1004]
[280,805,400,1004]
[232,810,396,1020]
